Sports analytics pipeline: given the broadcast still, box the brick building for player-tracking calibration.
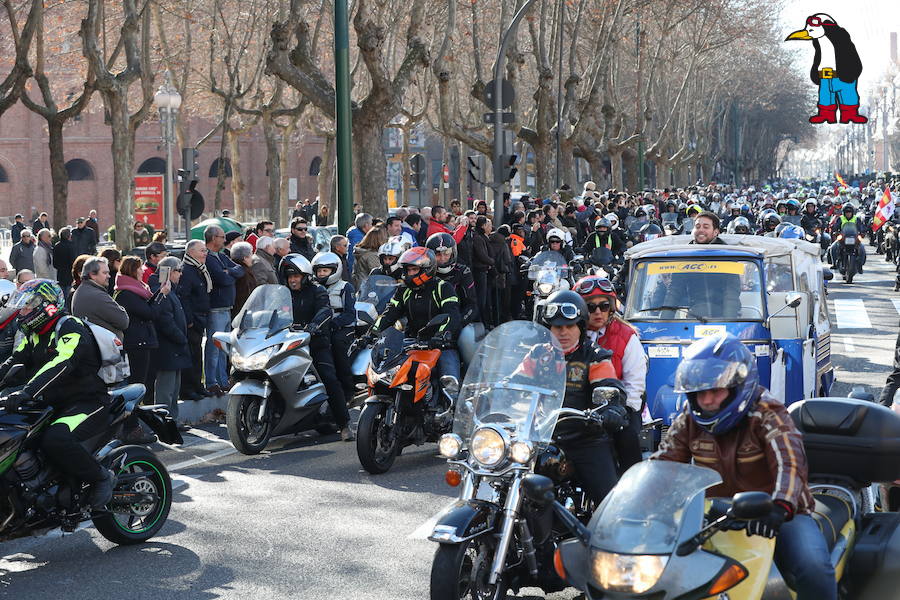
[0,99,326,227]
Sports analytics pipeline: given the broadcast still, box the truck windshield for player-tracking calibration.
[625,259,765,321]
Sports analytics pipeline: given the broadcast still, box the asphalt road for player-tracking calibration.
[1,244,897,600]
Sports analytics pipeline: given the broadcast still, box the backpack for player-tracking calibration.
[55,315,131,385]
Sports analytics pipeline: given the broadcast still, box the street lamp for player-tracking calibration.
[153,71,182,239]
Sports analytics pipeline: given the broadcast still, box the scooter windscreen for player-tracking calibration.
[357,274,399,314]
[232,284,294,332]
[527,251,569,280]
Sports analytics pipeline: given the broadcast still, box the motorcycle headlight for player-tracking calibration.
[509,441,532,464]
[438,433,463,459]
[470,427,507,467]
[231,346,277,371]
[381,364,402,384]
[592,551,668,594]
[537,282,555,296]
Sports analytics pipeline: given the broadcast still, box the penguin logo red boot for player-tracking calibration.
[785,13,867,124]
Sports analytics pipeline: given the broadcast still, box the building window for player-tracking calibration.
[0,164,7,183]
[65,158,95,181]
[309,156,322,177]
[209,158,233,178]
[137,157,166,174]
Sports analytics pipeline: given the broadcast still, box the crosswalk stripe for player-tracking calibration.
[833,299,871,329]
[891,298,900,316]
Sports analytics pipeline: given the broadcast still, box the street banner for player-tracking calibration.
[133,175,165,230]
[872,186,894,231]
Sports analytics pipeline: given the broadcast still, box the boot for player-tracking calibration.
[839,104,868,124]
[90,469,115,509]
[809,104,837,124]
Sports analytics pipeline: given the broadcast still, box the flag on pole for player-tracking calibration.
[835,172,848,188]
[872,186,895,232]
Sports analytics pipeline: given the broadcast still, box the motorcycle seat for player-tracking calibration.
[810,493,853,551]
[107,384,146,408]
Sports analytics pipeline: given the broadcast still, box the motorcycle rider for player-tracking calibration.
[758,212,782,236]
[280,254,353,441]
[580,217,625,260]
[426,233,478,325]
[542,227,575,263]
[368,247,462,383]
[0,279,114,509]
[800,199,821,234]
[828,203,866,273]
[370,237,408,280]
[653,333,835,600]
[311,251,356,407]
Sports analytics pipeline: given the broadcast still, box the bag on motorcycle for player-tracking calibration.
[788,398,900,485]
[847,512,900,600]
[55,316,131,385]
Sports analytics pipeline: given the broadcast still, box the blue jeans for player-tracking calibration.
[204,308,232,389]
[774,514,837,600]
[437,348,461,385]
[818,78,860,106]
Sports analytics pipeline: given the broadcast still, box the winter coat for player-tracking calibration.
[52,239,77,288]
[114,287,161,350]
[10,222,25,244]
[250,249,278,285]
[352,246,381,289]
[71,227,96,257]
[472,230,494,271]
[177,262,211,330]
[487,232,513,289]
[205,250,245,310]
[153,287,192,371]
[289,234,316,260]
[32,242,56,281]
[70,278,130,341]
[9,241,35,273]
[232,269,258,319]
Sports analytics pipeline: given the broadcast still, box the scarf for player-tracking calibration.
[39,240,53,268]
[114,273,152,300]
[183,253,213,292]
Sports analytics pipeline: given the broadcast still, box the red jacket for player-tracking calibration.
[596,318,636,379]
[426,220,466,244]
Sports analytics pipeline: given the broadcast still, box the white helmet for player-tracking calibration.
[644,204,656,218]
[311,251,343,286]
[604,213,620,230]
[378,236,408,275]
[546,228,567,244]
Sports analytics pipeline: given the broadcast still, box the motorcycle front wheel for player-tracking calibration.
[430,537,508,600]
[93,445,172,545]
[846,253,856,284]
[356,402,399,474]
[227,394,273,455]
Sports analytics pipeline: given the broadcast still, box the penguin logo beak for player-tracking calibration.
[785,29,813,41]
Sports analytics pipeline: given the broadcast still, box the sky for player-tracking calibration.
[778,0,899,97]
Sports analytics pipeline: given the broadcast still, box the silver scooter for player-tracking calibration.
[213,284,334,455]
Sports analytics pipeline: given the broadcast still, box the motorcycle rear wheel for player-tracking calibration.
[356,402,399,474]
[430,537,508,600]
[93,446,172,545]
[227,394,273,455]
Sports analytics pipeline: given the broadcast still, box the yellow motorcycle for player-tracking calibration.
[529,397,900,599]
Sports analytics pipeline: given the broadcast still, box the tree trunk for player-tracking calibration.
[623,150,637,192]
[318,135,335,212]
[353,119,389,216]
[533,140,553,198]
[401,124,410,207]
[227,129,245,219]
[262,112,282,226]
[108,94,135,250]
[559,139,576,190]
[609,150,623,190]
[47,119,69,228]
[279,120,296,225]
[456,141,465,203]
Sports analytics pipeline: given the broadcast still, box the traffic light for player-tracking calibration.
[410,153,425,189]
[500,154,518,183]
[177,147,203,221]
[179,147,199,185]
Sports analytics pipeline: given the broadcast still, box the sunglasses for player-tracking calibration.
[293,227,307,232]
[587,301,612,313]
[544,302,581,320]
[574,277,615,296]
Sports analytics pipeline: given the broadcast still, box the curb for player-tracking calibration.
[176,394,227,424]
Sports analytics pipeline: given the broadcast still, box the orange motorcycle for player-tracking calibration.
[355,315,456,474]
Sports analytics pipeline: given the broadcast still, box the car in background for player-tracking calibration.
[275,225,338,253]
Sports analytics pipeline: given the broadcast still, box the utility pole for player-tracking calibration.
[554,1,564,190]
[883,87,890,173]
[334,0,353,234]
[636,13,644,190]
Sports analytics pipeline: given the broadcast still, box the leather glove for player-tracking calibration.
[746,503,790,539]
[600,404,629,433]
[429,331,452,349]
[3,390,32,413]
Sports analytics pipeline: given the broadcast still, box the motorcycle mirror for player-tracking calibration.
[521,474,556,507]
[592,386,622,407]
[728,491,773,520]
[823,269,834,281]
[439,375,459,397]
[786,293,802,308]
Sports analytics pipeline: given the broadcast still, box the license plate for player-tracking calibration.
[845,237,856,245]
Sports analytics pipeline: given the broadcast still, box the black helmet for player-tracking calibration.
[763,213,781,230]
[278,253,313,283]
[425,232,457,275]
[398,247,437,290]
[540,290,588,329]
[639,222,663,242]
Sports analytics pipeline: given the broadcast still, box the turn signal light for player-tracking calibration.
[445,470,461,487]
[213,339,223,350]
[553,547,567,581]
[707,563,747,594]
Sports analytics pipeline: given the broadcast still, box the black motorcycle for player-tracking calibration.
[837,222,862,283]
[0,383,181,545]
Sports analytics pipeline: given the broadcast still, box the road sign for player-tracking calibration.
[483,112,516,124]
[442,164,449,183]
[482,79,515,109]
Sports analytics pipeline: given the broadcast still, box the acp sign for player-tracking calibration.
[647,261,745,275]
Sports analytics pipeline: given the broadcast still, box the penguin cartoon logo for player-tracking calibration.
[785,14,867,125]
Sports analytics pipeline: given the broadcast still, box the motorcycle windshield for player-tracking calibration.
[782,215,802,225]
[527,251,570,280]
[357,275,399,314]
[841,223,858,237]
[590,247,613,266]
[661,214,679,226]
[452,321,566,446]
[371,327,406,371]
[590,461,722,554]
[232,284,293,331]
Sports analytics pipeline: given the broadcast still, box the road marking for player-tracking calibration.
[833,299,871,329]
[168,446,237,471]
[892,298,900,316]
[844,337,856,352]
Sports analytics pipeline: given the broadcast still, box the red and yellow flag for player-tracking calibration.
[835,172,848,188]
[872,186,895,232]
